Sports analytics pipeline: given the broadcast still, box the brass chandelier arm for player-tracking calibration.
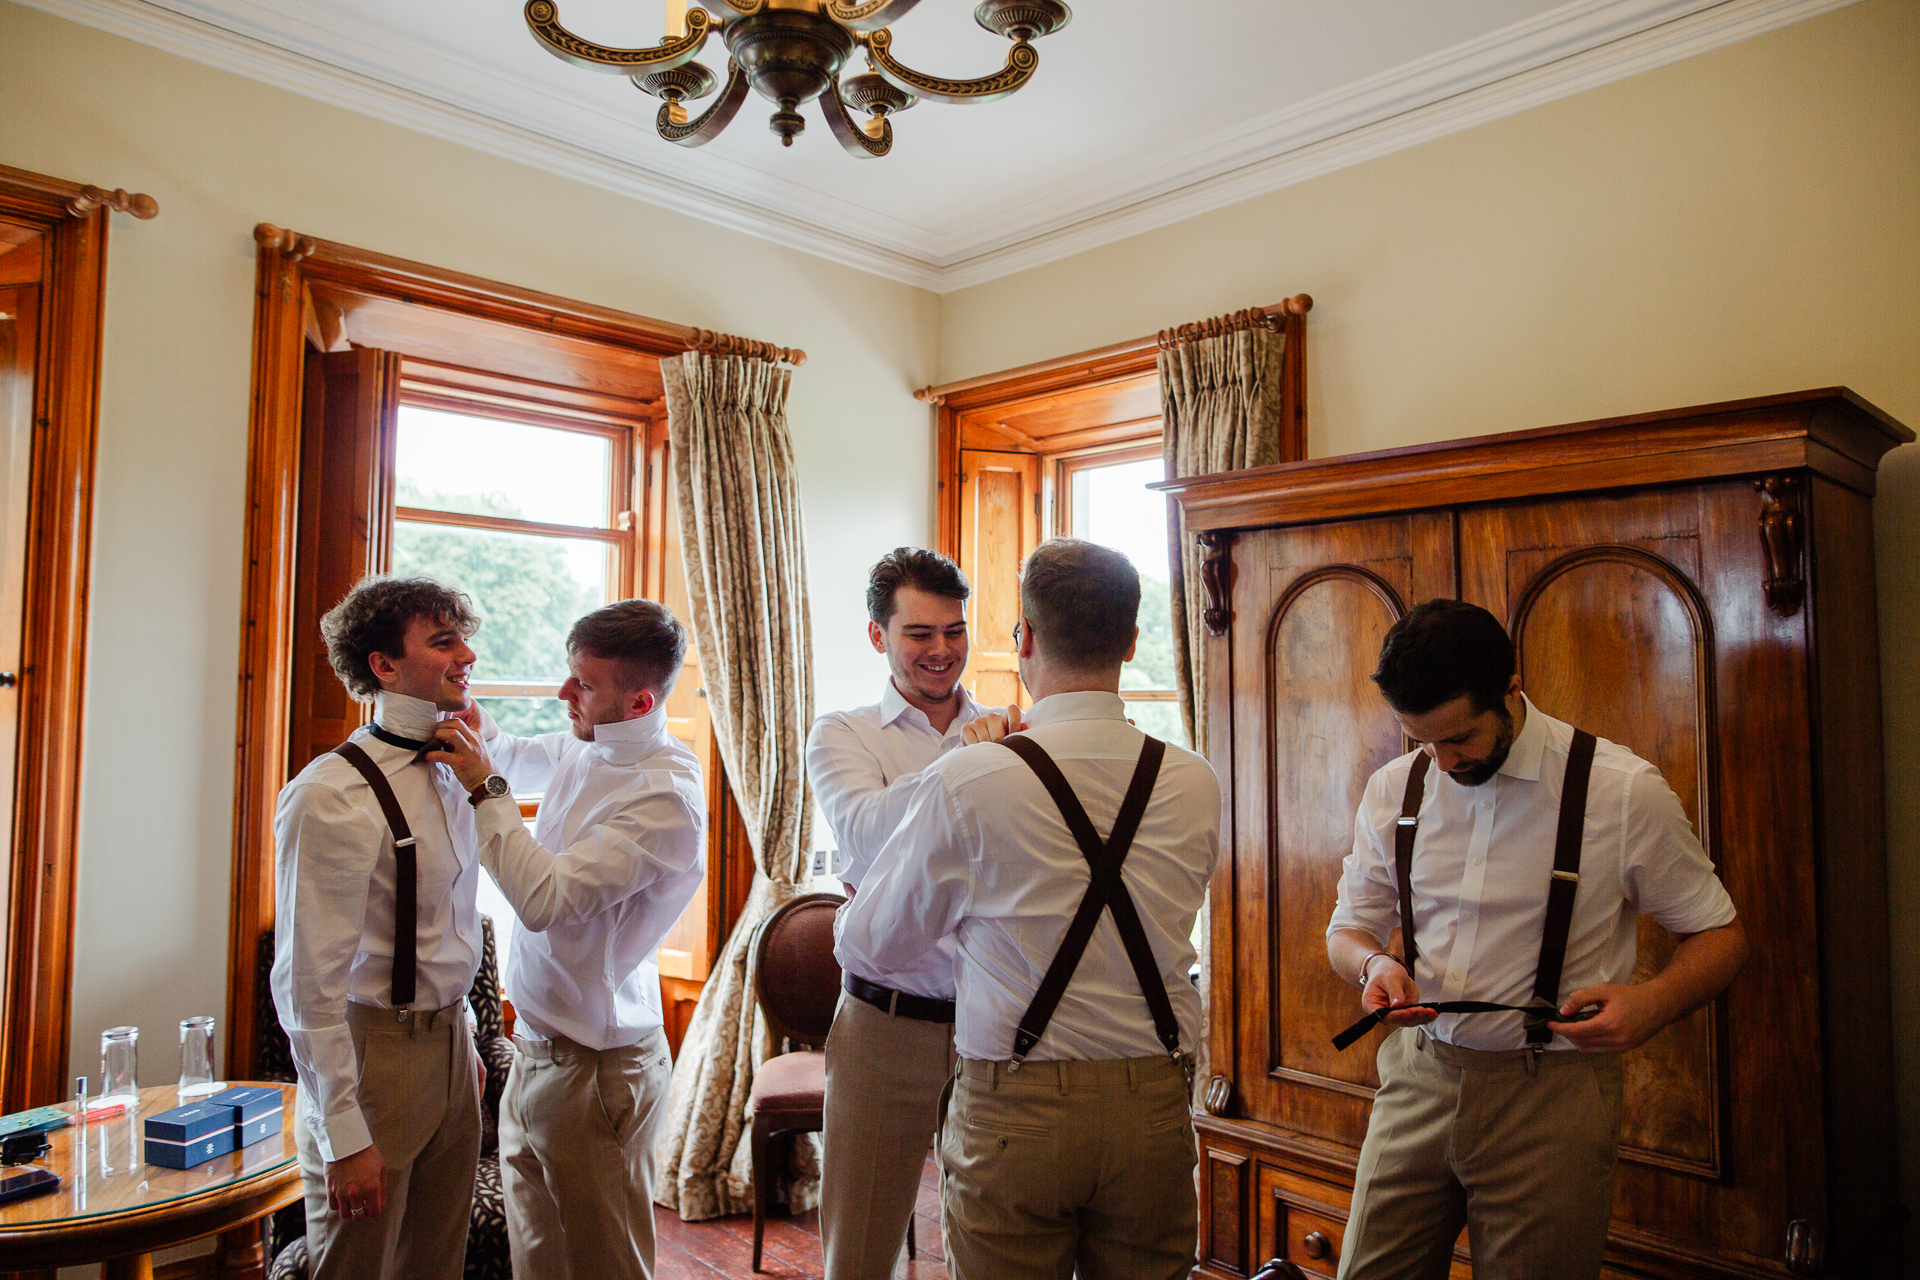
[819,82,892,157]
[707,0,766,14]
[823,0,923,33]
[657,61,751,146]
[863,28,1039,105]
[524,0,712,72]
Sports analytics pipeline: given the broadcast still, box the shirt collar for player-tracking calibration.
[1023,690,1128,728]
[589,701,671,762]
[372,691,440,744]
[1497,694,1551,783]
[879,678,984,736]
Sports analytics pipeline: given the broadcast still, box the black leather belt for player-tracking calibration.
[844,973,955,1024]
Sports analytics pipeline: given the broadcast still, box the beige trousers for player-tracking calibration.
[939,1055,1197,1280]
[295,1002,481,1280]
[499,1028,674,1280]
[819,992,957,1280]
[1338,1029,1624,1280]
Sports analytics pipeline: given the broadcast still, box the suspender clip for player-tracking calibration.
[393,836,417,849]
[1006,1055,1023,1073]
[1550,869,1579,882]
[1396,816,1418,828]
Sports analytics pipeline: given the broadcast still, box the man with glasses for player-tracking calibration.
[838,538,1218,1280]
[807,547,985,1280]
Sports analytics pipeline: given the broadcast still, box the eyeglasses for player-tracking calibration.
[1012,621,1024,645]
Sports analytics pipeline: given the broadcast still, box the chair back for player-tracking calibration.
[752,892,845,1053]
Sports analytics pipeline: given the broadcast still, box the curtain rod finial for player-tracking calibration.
[70,185,159,219]
[1285,294,1313,315]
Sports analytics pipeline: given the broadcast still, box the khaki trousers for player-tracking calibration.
[499,1028,674,1280]
[939,1055,1197,1280]
[820,993,957,1280]
[1339,1029,1623,1280]
[295,1002,481,1280]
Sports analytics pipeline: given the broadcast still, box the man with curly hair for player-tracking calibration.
[271,575,489,1280]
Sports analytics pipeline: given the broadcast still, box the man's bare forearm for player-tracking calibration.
[1328,927,1396,989]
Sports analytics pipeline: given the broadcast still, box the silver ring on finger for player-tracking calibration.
[349,1206,365,1217]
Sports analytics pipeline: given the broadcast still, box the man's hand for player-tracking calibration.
[961,705,1026,746]
[1548,983,1665,1053]
[1363,959,1438,1029]
[427,718,496,792]
[326,1144,388,1220]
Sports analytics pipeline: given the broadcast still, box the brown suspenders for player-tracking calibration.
[1335,728,1599,1052]
[997,734,1183,1071]
[331,741,419,1007]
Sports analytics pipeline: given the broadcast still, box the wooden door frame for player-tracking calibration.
[918,295,1311,559]
[230,225,792,1077]
[0,166,154,1109]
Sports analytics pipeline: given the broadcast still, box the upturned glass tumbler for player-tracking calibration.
[178,1016,217,1097]
[98,1026,139,1108]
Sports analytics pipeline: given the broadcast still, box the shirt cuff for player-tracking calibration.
[316,1104,372,1164]
[474,793,523,850]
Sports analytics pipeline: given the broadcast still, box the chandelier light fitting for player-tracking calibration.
[525,0,1072,157]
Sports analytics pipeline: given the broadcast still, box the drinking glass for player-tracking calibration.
[98,1026,139,1109]
[177,1016,217,1098]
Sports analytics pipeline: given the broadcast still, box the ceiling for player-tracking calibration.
[17,0,1854,290]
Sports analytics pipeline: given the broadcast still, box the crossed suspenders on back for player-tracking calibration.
[996,734,1186,1074]
[1332,729,1602,1052]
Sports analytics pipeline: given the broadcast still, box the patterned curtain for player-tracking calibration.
[653,351,818,1221]
[1159,325,1286,757]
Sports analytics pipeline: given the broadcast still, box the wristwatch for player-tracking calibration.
[467,774,510,807]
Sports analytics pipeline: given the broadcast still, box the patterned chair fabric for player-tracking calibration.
[264,917,516,1280]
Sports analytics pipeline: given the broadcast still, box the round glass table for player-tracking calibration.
[0,1082,300,1279]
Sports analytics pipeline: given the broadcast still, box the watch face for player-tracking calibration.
[484,775,510,797]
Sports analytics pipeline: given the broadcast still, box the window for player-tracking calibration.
[393,403,628,737]
[1056,450,1183,745]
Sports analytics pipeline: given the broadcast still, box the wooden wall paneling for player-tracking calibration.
[1804,475,1900,1275]
[285,348,399,773]
[957,450,1039,709]
[0,171,120,1110]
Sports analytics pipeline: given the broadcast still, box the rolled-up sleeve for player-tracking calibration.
[1326,766,1404,943]
[474,787,704,932]
[271,778,382,1164]
[836,768,971,975]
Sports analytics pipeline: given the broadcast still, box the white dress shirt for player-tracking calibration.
[806,679,985,999]
[837,691,1220,1062]
[272,692,483,1162]
[1328,696,1738,1051]
[476,702,706,1051]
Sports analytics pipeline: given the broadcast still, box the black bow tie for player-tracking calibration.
[1332,1001,1600,1051]
[369,723,434,753]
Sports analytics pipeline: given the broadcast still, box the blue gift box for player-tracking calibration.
[144,1103,239,1169]
[236,1109,281,1148]
[205,1086,280,1126]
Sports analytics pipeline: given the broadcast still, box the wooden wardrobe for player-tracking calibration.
[1159,390,1909,1280]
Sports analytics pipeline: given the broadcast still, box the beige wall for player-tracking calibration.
[0,0,940,1097]
[942,0,1920,1251]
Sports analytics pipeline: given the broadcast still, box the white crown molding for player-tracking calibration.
[9,0,1860,293]
[932,0,1864,289]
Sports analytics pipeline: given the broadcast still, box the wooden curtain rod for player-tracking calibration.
[0,165,159,220]
[914,294,1310,404]
[687,328,808,367]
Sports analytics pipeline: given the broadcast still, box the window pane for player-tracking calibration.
[478,696,572,738]
[1123,699,1185,745]
[394,521,610,682]
[396,406,612,528]
[1070,457,1179,702]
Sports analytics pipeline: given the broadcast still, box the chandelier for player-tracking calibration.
[524,0,1071,156]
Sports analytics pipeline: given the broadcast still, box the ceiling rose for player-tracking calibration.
[525,0,1072,156]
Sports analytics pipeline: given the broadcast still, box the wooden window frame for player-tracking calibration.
[0,167,146,1110]
[232,226,769,1075]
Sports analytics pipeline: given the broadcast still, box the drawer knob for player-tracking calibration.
[1303,1231,1333,1260]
